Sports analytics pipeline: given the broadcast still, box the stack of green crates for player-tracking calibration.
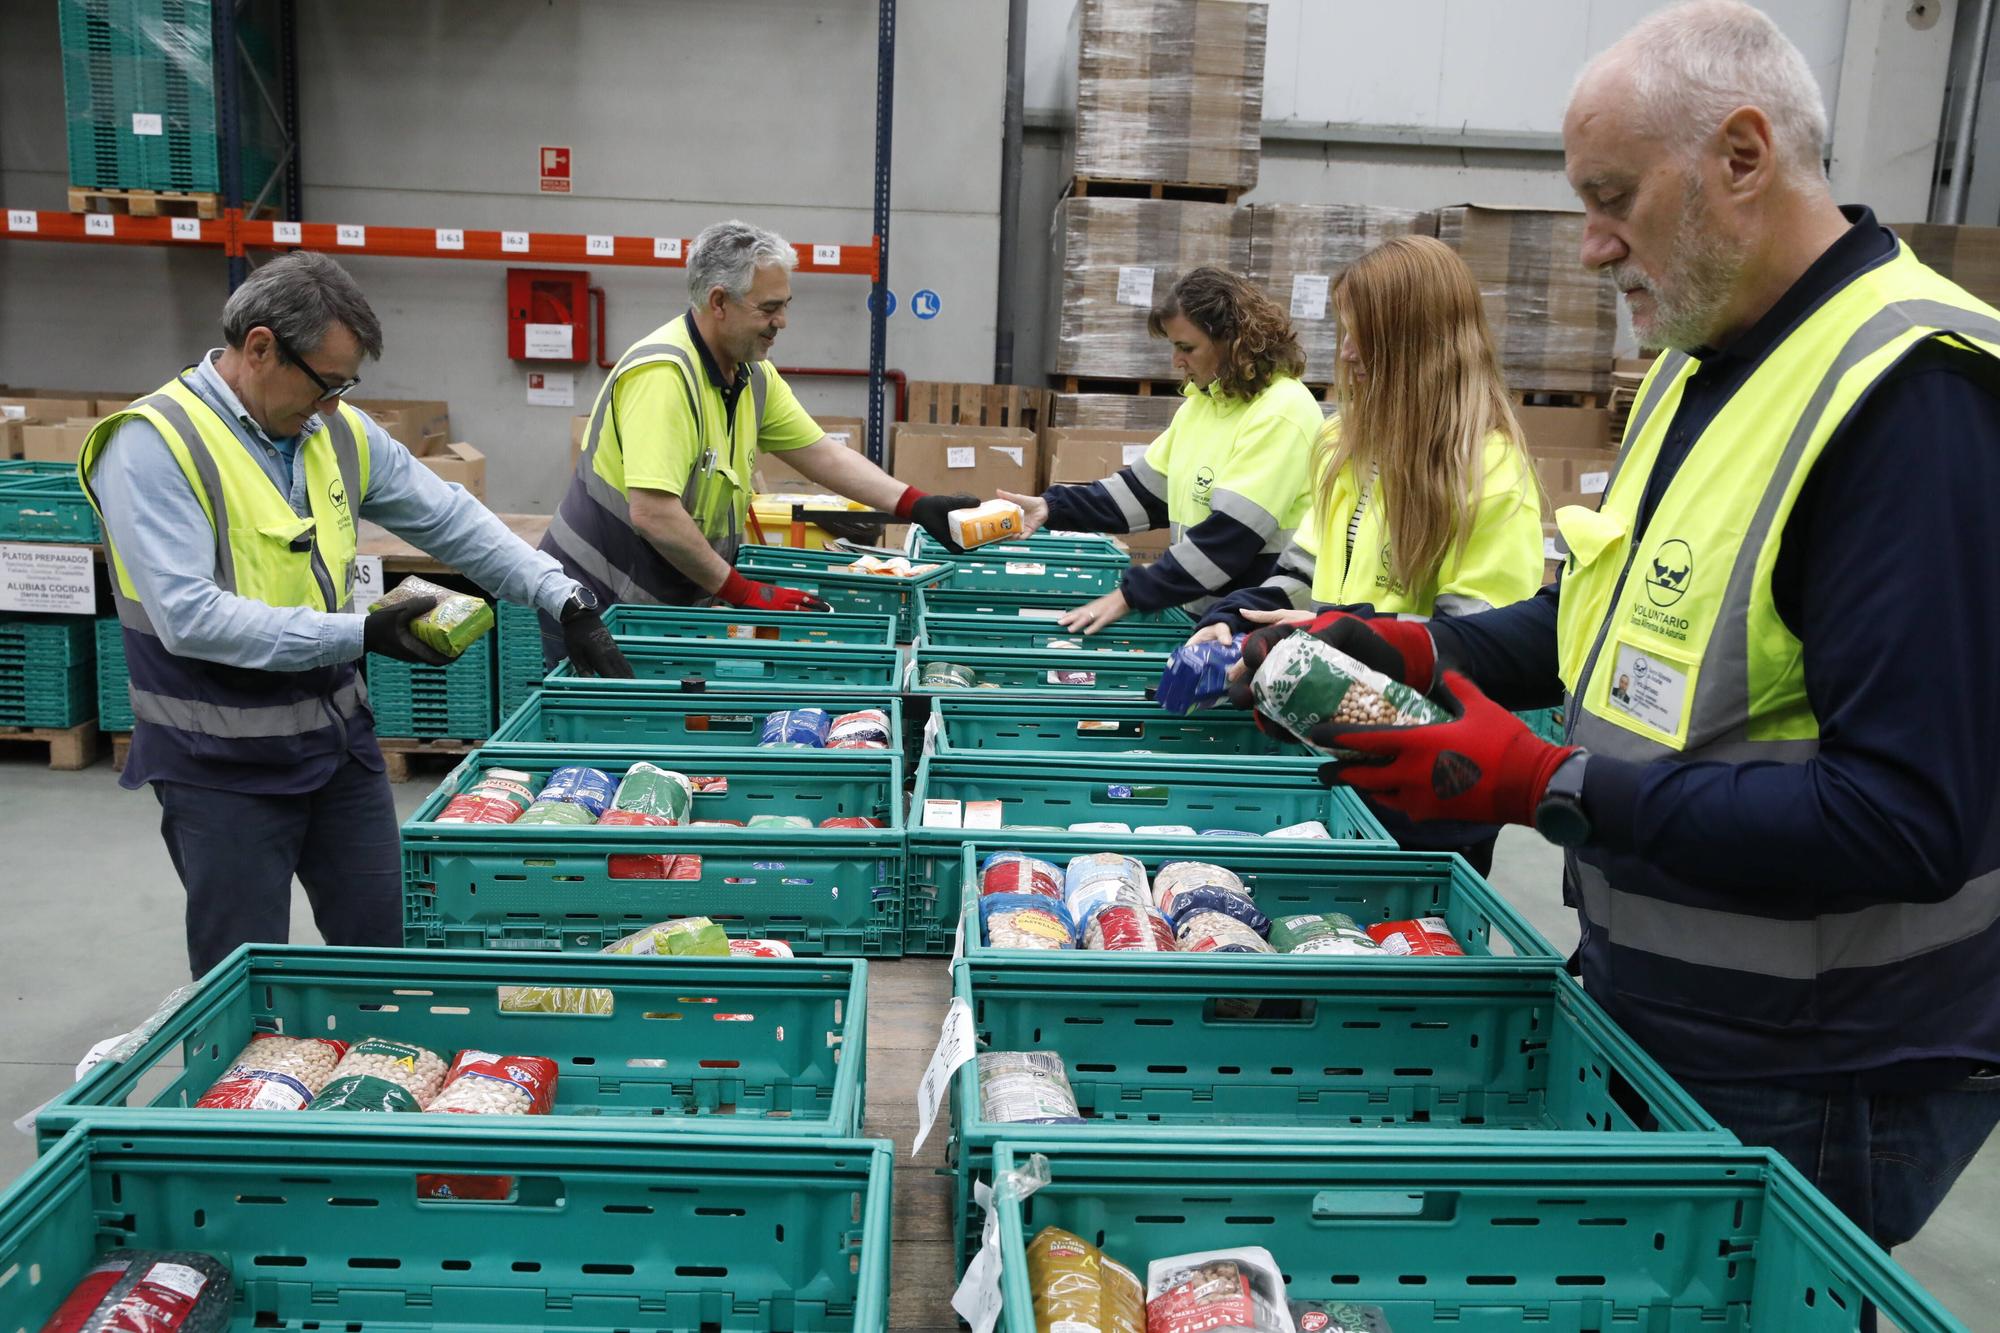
[365,634,496,740]
[0,460,100,544]
[494,598,546,721]
[0,615,96,728]
[93,615,132,731]
[733,543,948,637]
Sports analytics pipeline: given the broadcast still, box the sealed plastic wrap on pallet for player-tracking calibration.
[1065,0,1269,192]
[1243,203,1437,375]
[1050,198,1250,379]
[1049,392,1185,434]
[1436,205,1619,397]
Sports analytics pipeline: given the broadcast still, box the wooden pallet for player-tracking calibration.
[378,735,481,784]
[1071,176,1243,204]
[1054,374,1187,397]
[110,731,131,773]
[1512,387,1613,410]
[68,187,223,220]
[904,381,1048,432]
[0,720,99,770]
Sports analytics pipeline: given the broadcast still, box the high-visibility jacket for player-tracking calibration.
[80,375,374,786]
[1554,240,2000,1078]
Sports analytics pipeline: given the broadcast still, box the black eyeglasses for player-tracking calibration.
[269,329,361,401]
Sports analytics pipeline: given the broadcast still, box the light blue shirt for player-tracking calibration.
[88,350,577,671]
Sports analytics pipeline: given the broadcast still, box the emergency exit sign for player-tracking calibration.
[539,145,571,194]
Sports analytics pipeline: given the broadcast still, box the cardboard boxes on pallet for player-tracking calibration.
[753,415,867,491]
[1242,203,1437,378]
[1062,0,1269,193]
[1049,391,1184,434]
[1049,197,1249,379]
[1044,426,1170,558]
[891,423,1038,501]
[1436,204,1618,397]
[21,420,99,463]
[1894,222,2000,306]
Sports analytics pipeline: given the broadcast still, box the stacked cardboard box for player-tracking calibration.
[1043,426,1170,559]
[1242,204,1436,379]
[1063,0,1269,193]
[1894,222,2000,306]
[1049,391,1184,434]
[1436,205,1618,398]
[1607,355,1657,449]
[1049,198,1249,379]
[350,398,485,500]
[890,423,1038,505]
[754,416,867,491]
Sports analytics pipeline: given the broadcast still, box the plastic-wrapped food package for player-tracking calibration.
[747,814,814,828]
[1289,1301,1392,1333]
[1025,1227,1145,1333]
[981,894,1076,950]
[1252,634,1449,755]
[603,916,731,957]
[608,762,694,823]
[980,851,1064,900]
[369,575,494,658]
[976,1050,1085,1124]
[1068,820,1131,834]
[194,1035,347,1110]
[1166,887,1270,939]
[513,799,595,826]
[597,809,674,880]
[1084,903,1177,951]
[920,660,980,689]
[428,1051,558,1116]
[729,938,795,958]
[827,708,892,749]
[1156,635,1244,714]
[1199,828,1258,839]
[39,1250,233,1333]
[1065,854,1151,931]
[1145,1247,1294,1333]
[1368,916,1465,956]
[496,985,613,1016]
[1152,861,1249,916]
[435,768,537,825]
[759,708,832,748]
[1269,913,1383,956]
[843,554,940,577]
[1267,820,1333,840]
[306,1037,448,1112]
[1135,824,1197,835]
[1176,911,1275,954]
[515,765,615,825]
[820,815,885,828]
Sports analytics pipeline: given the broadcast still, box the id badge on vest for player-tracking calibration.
[1602,639,1695,741]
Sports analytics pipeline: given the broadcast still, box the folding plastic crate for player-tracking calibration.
[495,597,547,721]
[904,753,1393,954]
[734,543,950,637]
[492,688,904,754]
[403,746,907,957]
[0,613,97,728]
[603,604,898,647]
[545,638,904,694]
[2,1122,892,1332]
[985,1141,1962,1332]
[909,528,1130,565]
[93,615,132,731]
[912,555,1122,596]
[952,841,1560,965]
[928,696,1309,765]
[1522,704,1567,743]
[37,945,866,1147]
[918,585,1193,627]
[365,634,496,739]
[908,644,1168,698]
[0,461,101,543]
[917,612,1187,654]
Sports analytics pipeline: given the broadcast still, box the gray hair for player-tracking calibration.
[1583,0,1829,184]
[686,220,796,305]
[221,250,384,358]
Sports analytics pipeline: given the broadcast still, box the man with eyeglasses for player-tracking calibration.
[541,219,975,648]
[78,249,630,979]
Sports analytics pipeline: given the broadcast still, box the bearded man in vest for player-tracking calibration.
[1234,0,2000,1258]
[82,251,630,979]
[539,219,977,655]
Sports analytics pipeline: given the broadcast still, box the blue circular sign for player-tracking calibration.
[912,288,942,320]
[868,288,897,316]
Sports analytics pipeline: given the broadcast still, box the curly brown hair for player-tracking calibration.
[1147,266,1305,402]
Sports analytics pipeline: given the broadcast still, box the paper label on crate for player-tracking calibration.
[348,555,385,609]
[170,218,201,240]
[527,371,575,407]
[1117,265,1155,307]
[654,236,683,260]
[0,543,95,614]
[273,221,302,244]
[963,800,1004,829]
[1006,562,1047,576]
[525,323,574,358]
[813,243,842,266]
[912,995,976,1154]
[946,446,976,469]
[336,224,366,247]
[1581,470,1610,495]
[950,915,965,969]
[1016,606,1065,620]
[1290,272,1331,321]
[501,230,530,253]
[994,446,1024,466]
[85,214,114,236]
[131,112,163,136]
[435,227,465,251]
[144,1262,209,1300]
[1122,444,1148,466]
[922,798,963,829]
[586,234,615,256]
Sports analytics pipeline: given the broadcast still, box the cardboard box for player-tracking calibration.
[366,408,449,455]
[1044,427,1171,558]
[1049,391,1184,434]
[1542,521,1568,585]
[0,419,23,459]
[1436,204,1618,397]
[352,397,451,443]
[1050,197,1250,378]
[754,415,867,491]
[1531,447,1619,513]
[0,397,95,424]
[1893,223,2000,306]
[890,423,1037,499]
[7,390,144,413]
[21,419,98,464]
[905,383,1049,433]
[413,441,486,499]
[1242,203,1437,379]
[1515,404,1612,455]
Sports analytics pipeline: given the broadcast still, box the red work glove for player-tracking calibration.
[1317,670,1576,826]
[715,570,828,613]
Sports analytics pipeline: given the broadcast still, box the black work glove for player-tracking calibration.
[363,595,452,666]
[560,603,635,678]
[903,491,982,553]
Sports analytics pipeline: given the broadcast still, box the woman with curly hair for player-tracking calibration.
[998,266,1324,631]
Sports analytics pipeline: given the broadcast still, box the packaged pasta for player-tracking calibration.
[827,708,892,749]
[980,851,1064,899]
[1025,1227,1145,1333]
[1064,854,1150,930]
[729,938,795,959]
[759,708,833,748]
[435,768,537,825]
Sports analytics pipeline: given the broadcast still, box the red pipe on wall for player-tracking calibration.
[588,286,614,370]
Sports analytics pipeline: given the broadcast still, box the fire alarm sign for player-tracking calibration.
[540,146,571,194]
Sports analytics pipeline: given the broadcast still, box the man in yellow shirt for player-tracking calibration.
[541,220,972,651]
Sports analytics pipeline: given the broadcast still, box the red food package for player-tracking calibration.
[41,1251,233,1333]
[819,816,884,828]
[980,853,1063,899]
[600,809,672,879]
[1084,904,1176,951]
[192,1035,348,1111]
[428,1051,558,1115]
[1366,916,1466,957]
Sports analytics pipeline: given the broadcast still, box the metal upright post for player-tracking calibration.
[866,0,897,466]
[215,0,247,289]
[279,0,302,222]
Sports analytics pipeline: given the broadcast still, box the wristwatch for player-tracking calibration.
[559,585,601,623]
[1533,751,1593,847]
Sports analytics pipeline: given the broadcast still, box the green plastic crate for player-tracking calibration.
[492,688,904,754]
[37,945,866,1147]
[734,543,950,637]
[603,604,899,647]
[495,598,547,721]
[908,644,1167,698]
[929,696,1308,764]
[918,585,1193,627]
[1522,704,1567,743]
[0,614,97,728]
[0,461,101,543]
[3,1122,892,1333]
[366,633,496,740]
[988,1141,1963,1333]
[910,528,1130,565]
[913,555,1122,595]
[952,842,1560,965]
[93,615,132,731]
[404,747,906,957]
[544,638,904,693]
[918,612,1187,654]
[904,753,1393,954]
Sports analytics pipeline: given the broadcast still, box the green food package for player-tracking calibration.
[747,814,814,829]
[515,799,598,826]
[1269,911,1383,956]
[498,985,615,1016]
[369,575,495,659]
[602,915,731,957]
[609,762,695,823]
[1251,632,1449,757]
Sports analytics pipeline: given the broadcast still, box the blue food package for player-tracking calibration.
[1155,634,1245,714]
[979,893,1077,949]
[536,765,616,817]
[759,708,833,747]
[1167,886,1272,938]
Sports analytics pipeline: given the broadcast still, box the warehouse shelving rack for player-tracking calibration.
[7,0,903,462]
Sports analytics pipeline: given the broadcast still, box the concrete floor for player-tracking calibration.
[0,752,1994,1325]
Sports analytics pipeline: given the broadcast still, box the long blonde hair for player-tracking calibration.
[1321,235,1530,592]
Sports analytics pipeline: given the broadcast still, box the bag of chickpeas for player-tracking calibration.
[307,1037,448,1112]
[1251,633,1448,757]
[194,1034,348,1110]
[427,1050,559,1116]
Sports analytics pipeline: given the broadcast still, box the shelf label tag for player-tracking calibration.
[654,236,682,260]
[435,228,464,251]
[586,234,615,257]
[170,218,201,241]
[336,224,365,247]
[85,214,114,236]
[272,221,302,244]
[502,231,530,253]
[813,243,841,266]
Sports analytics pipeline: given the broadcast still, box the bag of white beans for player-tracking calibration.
[427,1050,559,1116]
[307,1037,448,1112]
[194,1034,348,1110]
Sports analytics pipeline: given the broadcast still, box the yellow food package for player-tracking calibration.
[949,499,1026,549]
[1026,1226,1144,1333]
